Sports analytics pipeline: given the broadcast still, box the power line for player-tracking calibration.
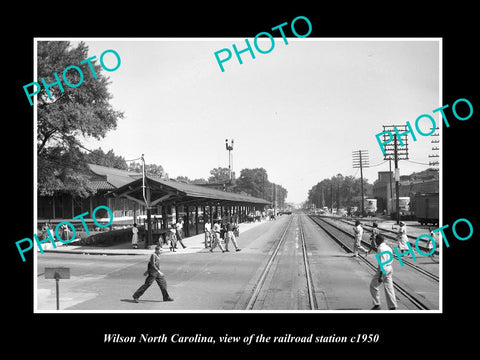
[369,160,387,167]
[125,157,143,162]
[406,159,432,166]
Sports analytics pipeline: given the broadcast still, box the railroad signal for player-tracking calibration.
[225,139,234,183]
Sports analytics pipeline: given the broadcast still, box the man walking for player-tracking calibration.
[210,219,225,253]
[204,220,212,248]
[133,245,173,303]
[396,221,409,256]
[353,220,368,257]
[367,222,380,256]
[175,219,187,249]
[225,221,241,252]
[370,234,397,310]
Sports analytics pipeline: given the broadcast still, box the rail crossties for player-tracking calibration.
[214,16,312,72]
[376,217,474,273]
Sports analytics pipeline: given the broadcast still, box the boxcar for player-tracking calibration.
[412,193,439,226]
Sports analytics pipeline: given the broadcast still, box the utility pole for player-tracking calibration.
[141,154,152,248]
[330,183,333,214]
[393,136,400,224]
[379,125,409,224]
[273,183,277,216]
[352,150,369,216]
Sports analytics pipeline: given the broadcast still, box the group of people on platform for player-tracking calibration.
[352,219,438,310]
[131,219,187,251]
[204,216,241,253]
[131,213,244,253]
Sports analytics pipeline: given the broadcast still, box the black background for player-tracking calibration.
[7,4,478,355]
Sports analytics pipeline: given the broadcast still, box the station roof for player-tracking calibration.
[89,164,270,207]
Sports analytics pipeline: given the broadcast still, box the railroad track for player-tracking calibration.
[309,215,434,310]
[329,215,438,254]
[245,215,317,310]
[313,216,439,282]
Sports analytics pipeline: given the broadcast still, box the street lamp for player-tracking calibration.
[225,139,234,183]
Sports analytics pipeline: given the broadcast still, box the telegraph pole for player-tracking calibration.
[393,135,400,224]
[141,154,152,248]
[352,150,369,216]
[379,125,409,224]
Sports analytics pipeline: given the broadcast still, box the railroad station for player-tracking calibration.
[37,163,271,248]
[34,39,441,313]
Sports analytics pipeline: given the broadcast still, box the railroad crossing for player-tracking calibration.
[36,213,439,311]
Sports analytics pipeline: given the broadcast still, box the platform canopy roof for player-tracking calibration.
[104,172,271,208]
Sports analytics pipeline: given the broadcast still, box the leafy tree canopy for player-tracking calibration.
[37,41,124,197]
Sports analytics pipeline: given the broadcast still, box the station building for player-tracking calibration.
[37,163,271,240]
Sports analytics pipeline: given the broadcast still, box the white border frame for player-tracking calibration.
[33,37,443,314]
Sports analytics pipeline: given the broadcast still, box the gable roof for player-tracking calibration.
[87,163,141,188]
[88,163,270,206]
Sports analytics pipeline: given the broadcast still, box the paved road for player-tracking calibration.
[36,214,439,312]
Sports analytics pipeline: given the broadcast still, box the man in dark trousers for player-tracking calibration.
[133,245,173,303]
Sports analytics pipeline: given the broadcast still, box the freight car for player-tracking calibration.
[412,193,439,226]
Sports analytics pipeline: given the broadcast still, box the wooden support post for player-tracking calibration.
[186,206,190,237]
[195,206,199,235]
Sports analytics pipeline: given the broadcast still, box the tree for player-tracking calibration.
[191,178,208,184]
[175,176,191,183]
[234,168,268,198]
[85,148,127,170]
[233,168,288,206]
[37,41,124,196]
[307,174,372,211]
[127,162,165,178]
[208,167,231,183]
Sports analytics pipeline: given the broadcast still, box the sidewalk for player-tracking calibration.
[41,219,270,256]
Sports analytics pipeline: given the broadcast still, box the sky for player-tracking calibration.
[64,38,440,204]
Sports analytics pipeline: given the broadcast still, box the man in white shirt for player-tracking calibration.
[210,220,225,253]
[204,220,212,248]
[175,219,187,249]
[396,221,409,255]
[353,220,369,257]
[131,223,139,249]
[370,234,397,310]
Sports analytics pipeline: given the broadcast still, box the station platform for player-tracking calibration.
[40,219,271,256]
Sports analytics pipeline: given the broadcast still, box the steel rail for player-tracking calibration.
[245,216,294,310]
[298,215,318,310]
[314,216,439,282]
[245,215,318,310]
[334,216,438,254]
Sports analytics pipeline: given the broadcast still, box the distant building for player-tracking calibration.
[372,170,439,215]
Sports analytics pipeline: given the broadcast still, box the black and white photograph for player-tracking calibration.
[7,5,478,354]
[32,38,442,313]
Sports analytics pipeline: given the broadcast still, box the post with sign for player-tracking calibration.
[45,267,70,310]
